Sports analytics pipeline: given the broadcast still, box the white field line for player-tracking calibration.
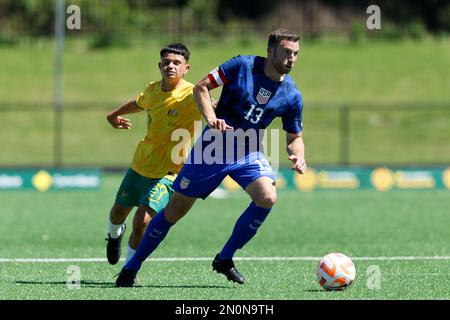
[1,256,450,263]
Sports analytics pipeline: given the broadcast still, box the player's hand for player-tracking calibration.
[288,155,307,174]
[206,117,233,133]
[107,115,131,129]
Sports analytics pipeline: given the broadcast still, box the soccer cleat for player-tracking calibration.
[212,254,245,284]
[106,224,126,265]
[115,267,137,287]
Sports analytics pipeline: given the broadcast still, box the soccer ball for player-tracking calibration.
[316,252,356,291]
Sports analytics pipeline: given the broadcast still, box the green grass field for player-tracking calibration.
[1,173,450,300]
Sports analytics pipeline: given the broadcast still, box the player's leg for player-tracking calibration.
[129,206,153,249]
[124,177,174,264]
[222,175,277,259]
[212,154,276,284]
[125,205,154,264]
[109,204,132,236]
[115,191,197,287]
[245,176,277,208]
[107,203,132,265]
[106,168,151,265]
[124,191,196,270]
[116,161,227,287]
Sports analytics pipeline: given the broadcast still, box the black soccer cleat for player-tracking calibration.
[212,254,245,284]
[115,267,137,288]
[106,224,126,265]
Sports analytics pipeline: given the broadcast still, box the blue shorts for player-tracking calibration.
[173,151,275,199]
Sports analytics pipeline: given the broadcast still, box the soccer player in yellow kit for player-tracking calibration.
[105,44,201,265]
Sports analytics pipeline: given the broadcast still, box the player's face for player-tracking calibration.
[271,40,299,74]
[159,53,189,80]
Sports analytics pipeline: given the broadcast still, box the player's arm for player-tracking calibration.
[106,100,142,130]
[286,131,307,174]
[193,76,233,133]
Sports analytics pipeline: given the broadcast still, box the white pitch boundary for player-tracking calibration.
[1,256,450,263]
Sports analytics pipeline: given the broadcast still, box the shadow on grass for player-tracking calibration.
[303,289,330,292]
[15,280,233,289]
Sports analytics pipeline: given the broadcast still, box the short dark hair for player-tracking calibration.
[160,43,190,61]
[268,28,300,48]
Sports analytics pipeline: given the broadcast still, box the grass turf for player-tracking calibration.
[1,174,450,300]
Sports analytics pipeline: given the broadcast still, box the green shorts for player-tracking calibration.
[115,168,174,213]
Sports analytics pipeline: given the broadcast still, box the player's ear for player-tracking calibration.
[158,62,162,70]
[267,46,273,59]
[183,63,190,74]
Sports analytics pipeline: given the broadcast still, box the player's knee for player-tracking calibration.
[164,202,184,223]
[164,207,183,224]
[164,194,193,224]
[255,193,277,209]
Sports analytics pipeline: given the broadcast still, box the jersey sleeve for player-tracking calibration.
[207,55,243,89]
[282,94,303,134]
[135,83,153,110]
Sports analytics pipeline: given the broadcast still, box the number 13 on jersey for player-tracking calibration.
[244,104,264,124]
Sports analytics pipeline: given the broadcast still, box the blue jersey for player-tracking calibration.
[208,55,303,133]
[173,55,304,198]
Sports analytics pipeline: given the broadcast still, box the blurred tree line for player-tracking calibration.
[0,0,448,46]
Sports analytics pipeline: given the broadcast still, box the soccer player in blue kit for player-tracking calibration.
[115,28,308,287]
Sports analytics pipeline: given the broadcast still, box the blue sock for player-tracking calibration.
[125,210,173,271]
[218,202,271,260]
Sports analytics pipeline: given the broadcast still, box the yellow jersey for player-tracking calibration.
[131,79,201,179]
